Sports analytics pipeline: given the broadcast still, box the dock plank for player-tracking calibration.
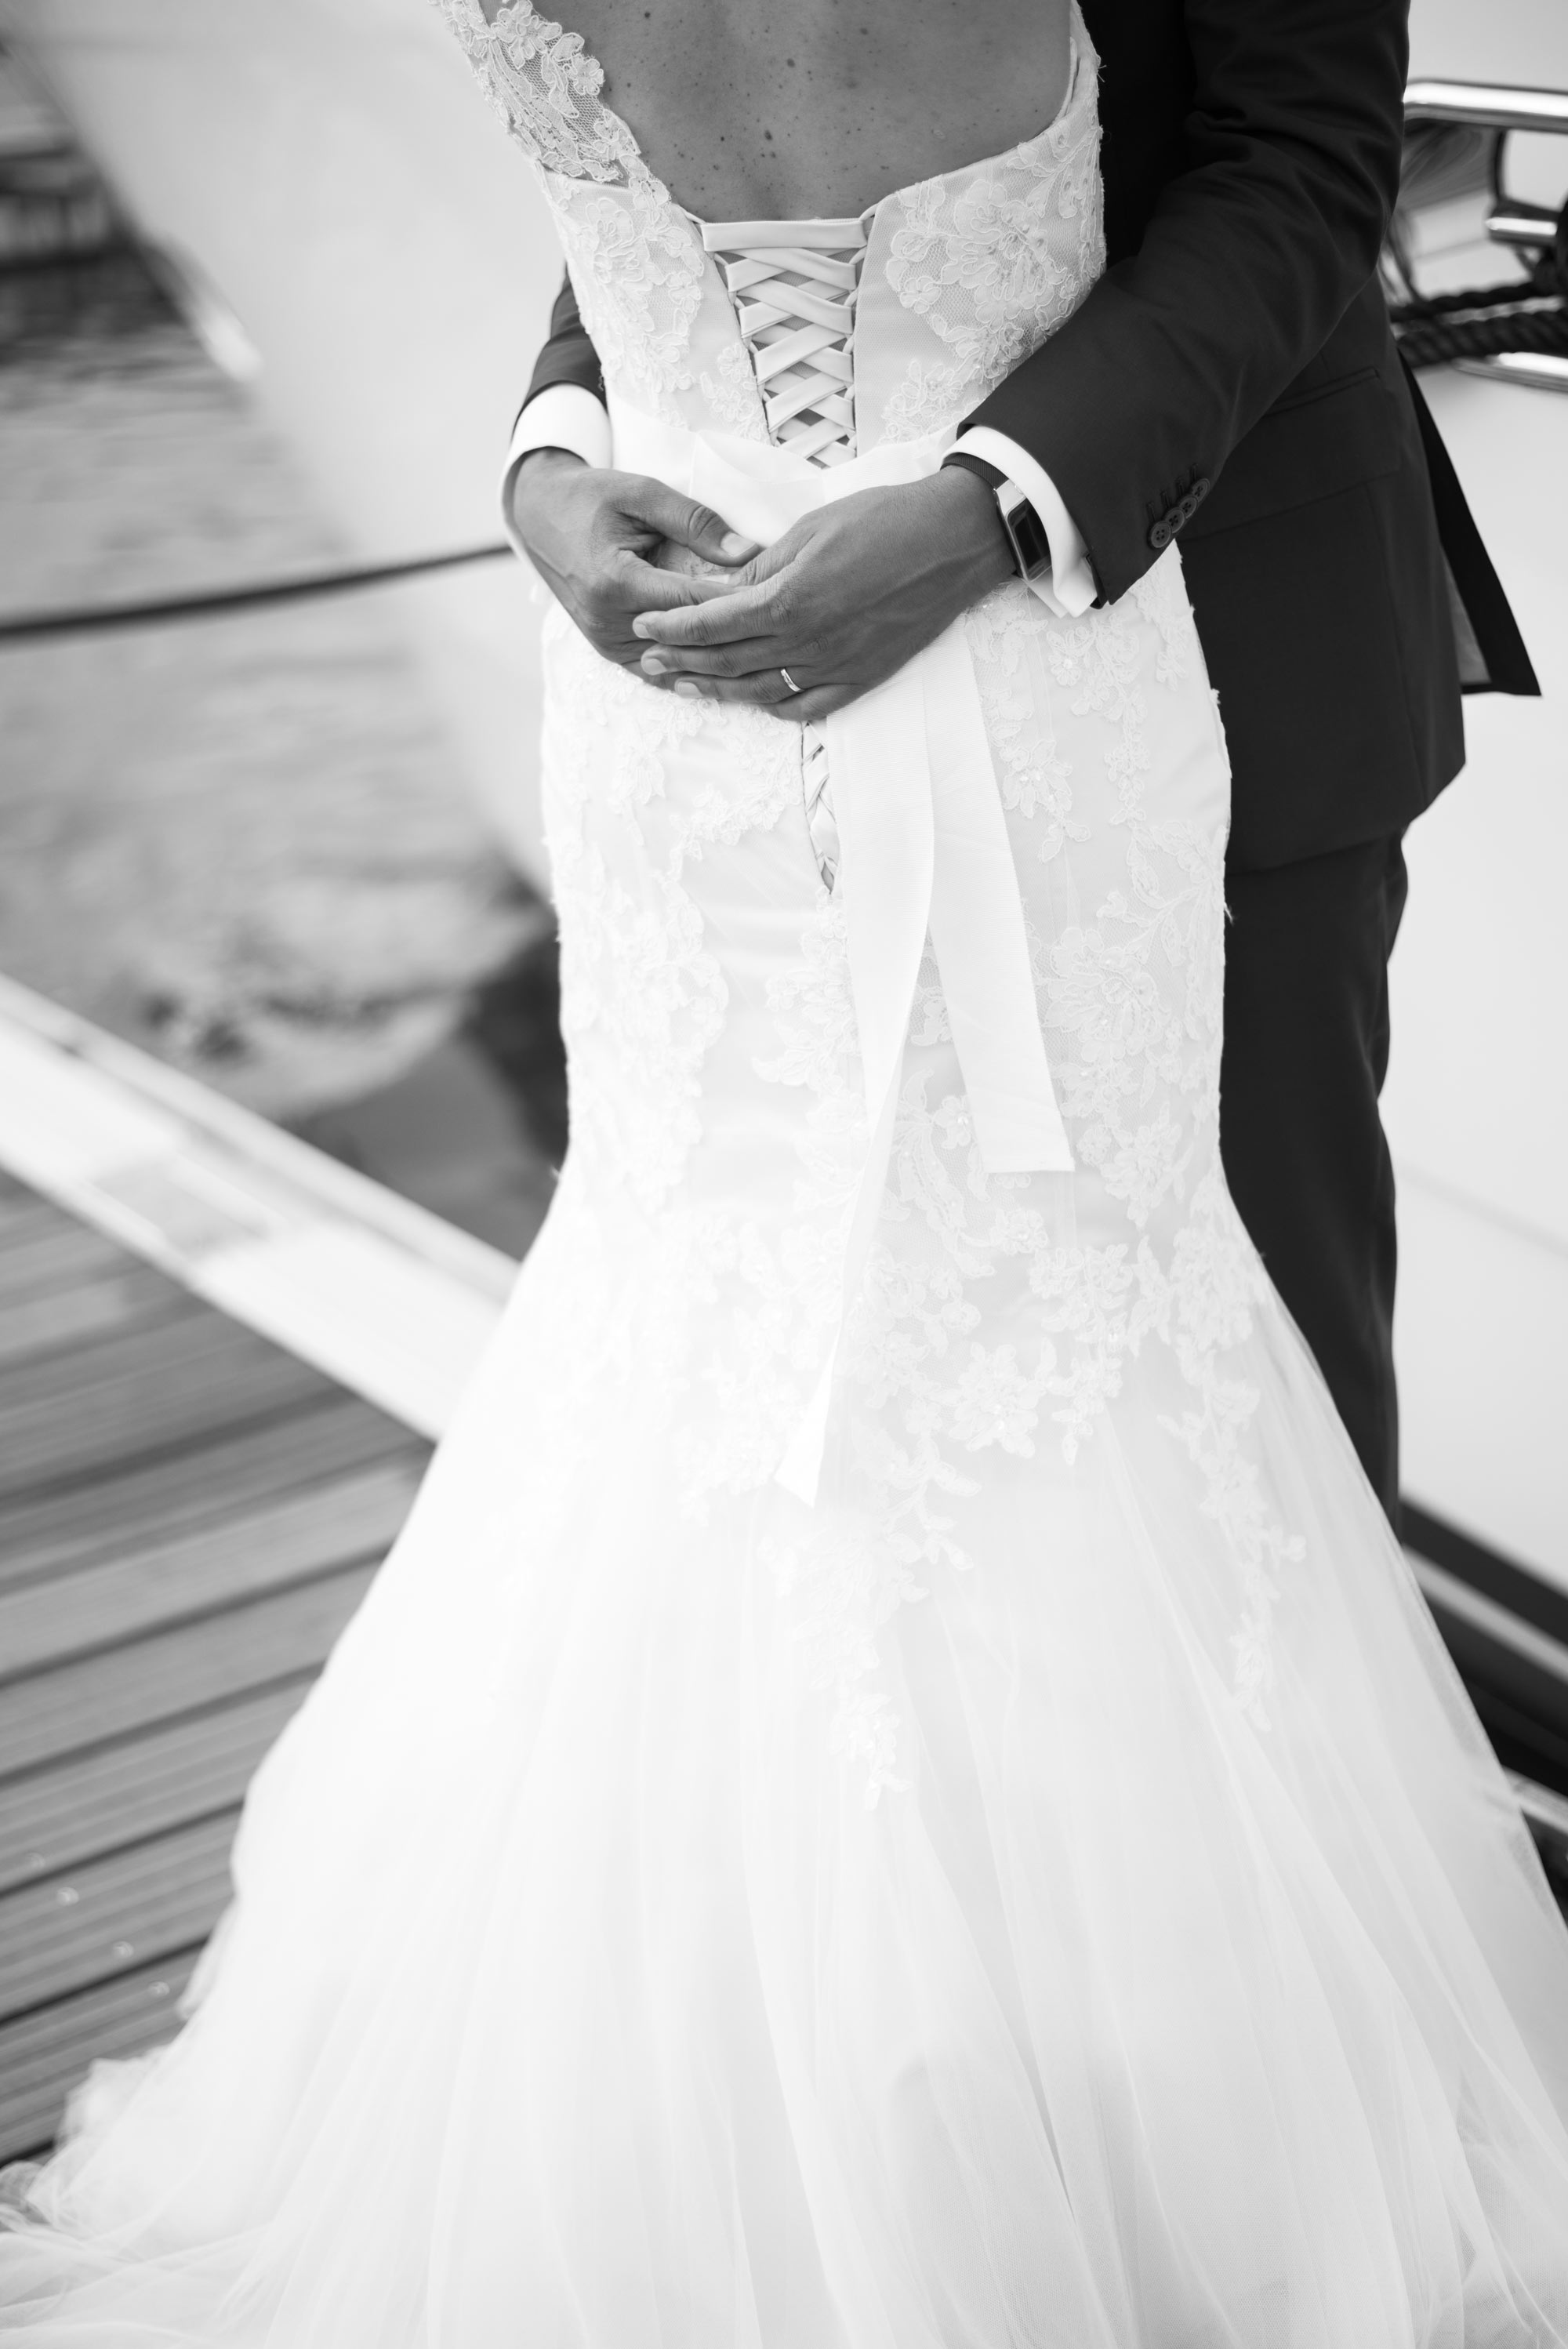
[0,1458,422,1681]
[0,1197,99,1259]
[0,1312,339,1501]
[0,1258,194,1371]
[0,1813,238,2016]
[0,1214,127,1302]
[0,1564,379,1780]
[0,1168,437,2158]
[0,1955,200,2162]
[0,1395,418,1594]
[0,1683,310,1893]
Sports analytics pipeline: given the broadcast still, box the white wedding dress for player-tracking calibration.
[5,5,1568,2344]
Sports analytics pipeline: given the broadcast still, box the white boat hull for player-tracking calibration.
[2,0,569,879]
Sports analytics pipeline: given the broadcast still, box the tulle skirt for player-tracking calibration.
[4,1167,1568,2349]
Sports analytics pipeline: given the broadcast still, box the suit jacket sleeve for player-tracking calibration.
[967,0,1410,601]
[521,269,602,416]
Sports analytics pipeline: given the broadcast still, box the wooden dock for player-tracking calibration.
[0,1166,430,2161]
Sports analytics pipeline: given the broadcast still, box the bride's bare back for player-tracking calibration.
[507,0,1073,219]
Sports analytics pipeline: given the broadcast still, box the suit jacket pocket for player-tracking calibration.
[1185,367,1401,541]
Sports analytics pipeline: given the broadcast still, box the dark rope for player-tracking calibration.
[1395,304,1568,370]
[1391,276,1558,321]
[0,539,512,648]
[1387,192,1566,369]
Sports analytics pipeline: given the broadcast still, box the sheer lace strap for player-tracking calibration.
[428,0,647,187]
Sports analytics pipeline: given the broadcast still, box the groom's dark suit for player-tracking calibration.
[519,0,1535,1517]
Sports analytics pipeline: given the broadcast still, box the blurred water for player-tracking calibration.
[0,214,562,1252]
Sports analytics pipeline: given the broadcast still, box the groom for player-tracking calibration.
[503,0,1534,1523]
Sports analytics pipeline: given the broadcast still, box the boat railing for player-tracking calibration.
[1398,78,1568,394]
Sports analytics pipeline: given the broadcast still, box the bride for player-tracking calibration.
[5,0,1568,2341]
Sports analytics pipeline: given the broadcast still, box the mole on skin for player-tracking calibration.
[487,0,1073,221]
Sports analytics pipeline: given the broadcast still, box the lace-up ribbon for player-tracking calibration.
[701,219,866,468]
[610,397,1075,1503]
[703,220,866,885]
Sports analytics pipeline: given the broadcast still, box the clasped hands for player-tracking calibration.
[510,449,1016,724]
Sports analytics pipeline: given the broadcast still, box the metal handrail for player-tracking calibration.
[1488,201,1560,251]
[1404,81,1568,137]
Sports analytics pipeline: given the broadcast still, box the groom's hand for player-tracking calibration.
[508,449,760,670]
[630,470,1016,722]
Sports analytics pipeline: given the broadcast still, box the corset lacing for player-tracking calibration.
[702,218,868,889]
[700,218,866,467]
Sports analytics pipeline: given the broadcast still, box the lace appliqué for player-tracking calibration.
[1042,568,1221,1233]
[550,181,704,419]
[581,891,867,1529]
[1142,1173,1308,1732]
[883,93,1103,417]
[430,0,642,184]
[543,613,795,1216]
[966,586,1083,859]
[763,1513,925,1805]
[757,891,867,1214]
[659,892,867,1501]
[877,359,972,447]
[698,336,771,442]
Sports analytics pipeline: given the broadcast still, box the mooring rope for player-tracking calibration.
[1389,195,1567,370]
[0,541,511,648]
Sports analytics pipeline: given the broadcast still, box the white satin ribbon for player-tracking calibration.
[608,398,1073,1501]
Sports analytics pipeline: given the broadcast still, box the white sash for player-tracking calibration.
[608,398,1074,1501]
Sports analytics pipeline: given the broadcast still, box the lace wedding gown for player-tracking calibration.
[6,6,1568,2344]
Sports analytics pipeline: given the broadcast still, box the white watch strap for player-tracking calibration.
[949,426,1097,617]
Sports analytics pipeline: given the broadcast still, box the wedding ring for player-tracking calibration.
[779,666,802,695]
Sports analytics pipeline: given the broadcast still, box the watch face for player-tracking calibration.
[1007,497,1052,579]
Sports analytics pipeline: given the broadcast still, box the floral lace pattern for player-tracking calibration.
[876,359,973,448]
[550,183,705,422]
[430,0,644,185]
[699,336,772,443]
[880,72,1103,429]
[541,606,797,1214]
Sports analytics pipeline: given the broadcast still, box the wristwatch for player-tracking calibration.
[941,452,1052,583]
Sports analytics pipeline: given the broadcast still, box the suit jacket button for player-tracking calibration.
[1149,519,1173,549]
[1191,476,1210,501]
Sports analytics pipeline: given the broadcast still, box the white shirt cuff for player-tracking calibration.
[501,383,612,554]
[949,426,1098,617]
